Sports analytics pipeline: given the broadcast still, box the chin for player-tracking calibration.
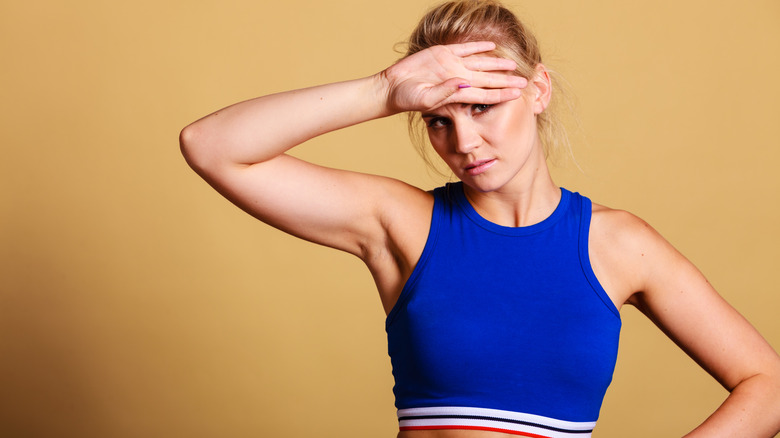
[461,177,505,194]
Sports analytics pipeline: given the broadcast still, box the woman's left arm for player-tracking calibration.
[593,208,780,437]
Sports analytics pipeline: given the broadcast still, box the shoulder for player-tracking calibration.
[590,202,658,248]
[587,200,682,308]
[364,178,435,312]
[355,175,434,256]
[375,178,435,231]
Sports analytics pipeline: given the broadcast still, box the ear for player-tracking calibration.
[530,64,552,115]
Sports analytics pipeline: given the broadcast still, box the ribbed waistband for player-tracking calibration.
[397,406,595,438]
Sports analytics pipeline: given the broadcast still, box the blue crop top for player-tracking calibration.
[385,183,621,437]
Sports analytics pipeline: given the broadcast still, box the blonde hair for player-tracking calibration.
[403,0,570,171]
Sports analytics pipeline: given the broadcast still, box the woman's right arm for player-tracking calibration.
[179,42,526,262]
[180,75,398,257]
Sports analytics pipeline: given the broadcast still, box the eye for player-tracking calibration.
[472,104,493,115]
[426,117,450,129]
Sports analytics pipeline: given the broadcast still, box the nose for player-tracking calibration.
[452,119,482,154]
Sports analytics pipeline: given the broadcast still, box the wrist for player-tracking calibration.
[370,69,397,118]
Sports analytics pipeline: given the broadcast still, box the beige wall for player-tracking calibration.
[1,0,778,437]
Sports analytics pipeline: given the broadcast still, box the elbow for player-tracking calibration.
[179,122,211,174]
[179,123,200,165]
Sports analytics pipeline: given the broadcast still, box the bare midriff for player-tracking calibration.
[397,429,521,438]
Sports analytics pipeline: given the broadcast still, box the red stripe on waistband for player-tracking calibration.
[400,425,551,438]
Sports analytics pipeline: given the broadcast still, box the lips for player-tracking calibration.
[465,158,496,176]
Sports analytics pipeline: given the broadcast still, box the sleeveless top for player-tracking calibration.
[385,183,621,437]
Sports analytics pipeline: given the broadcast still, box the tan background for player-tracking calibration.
[1,0,778,437]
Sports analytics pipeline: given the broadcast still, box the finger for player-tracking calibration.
[468,71,528,89]
[462,55,517,72]
[452,86,524,105]
[418,77,472,109]
[448,40,496,57]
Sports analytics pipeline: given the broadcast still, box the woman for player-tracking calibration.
[180,0,780,436]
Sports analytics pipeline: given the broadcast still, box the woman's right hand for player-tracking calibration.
[379,41,528,115]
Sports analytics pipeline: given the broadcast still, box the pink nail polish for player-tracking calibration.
[458,84,471,89]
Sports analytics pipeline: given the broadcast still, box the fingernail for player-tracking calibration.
[458,84,471,89]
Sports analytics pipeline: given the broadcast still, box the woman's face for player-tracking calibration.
[422,89,544,194]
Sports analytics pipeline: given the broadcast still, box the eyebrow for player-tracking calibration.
[421,104,472,119]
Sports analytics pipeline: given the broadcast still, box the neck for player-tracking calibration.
[463,160,559,228]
